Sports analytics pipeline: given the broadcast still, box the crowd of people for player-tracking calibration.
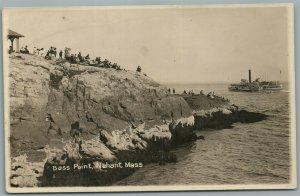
[43,46,123,70]
[13,44,145,74]
[22,45,142,72]
[180,89,229,101]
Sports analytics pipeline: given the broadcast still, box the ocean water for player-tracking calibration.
[115,83,292,185]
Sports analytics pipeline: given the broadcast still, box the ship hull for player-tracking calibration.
[228,87,260,92]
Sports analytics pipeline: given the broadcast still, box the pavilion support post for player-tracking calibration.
[10,38,14,52]
[16,38,20,52]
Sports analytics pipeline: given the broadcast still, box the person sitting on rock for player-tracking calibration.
[90,59,96,65]
[103,59,109,67]
[95,57,101,64]
[84,54,90,64]
[207,92,214,99]
[49,47,53,55]
[45,50,51,60]
[24,45,29,54]
[46,47,55,58]
[8,46,14,54]
[74,54,80,63]
[69,54,76,64]
[136,65,142,72]
[34,47,42,55]
[112,63,117,69]
[20,45,29,54]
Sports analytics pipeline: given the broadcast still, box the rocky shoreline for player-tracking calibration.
[8,54,267,187]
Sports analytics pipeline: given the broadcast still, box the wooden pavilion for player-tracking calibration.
[8,29,24,53]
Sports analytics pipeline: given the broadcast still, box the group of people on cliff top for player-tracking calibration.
[16,45,144,73]
[20,45,29,54]
[180,89,229,102]
[43,47,123,71]
[9,45,30,54]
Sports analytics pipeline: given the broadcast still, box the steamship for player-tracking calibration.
[228,70,283,92]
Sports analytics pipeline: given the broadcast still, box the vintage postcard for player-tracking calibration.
[2,4,296,193]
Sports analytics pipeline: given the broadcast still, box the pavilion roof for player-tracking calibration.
[8,29,24,38]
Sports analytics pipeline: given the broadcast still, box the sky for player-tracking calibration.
[3,5,293,83]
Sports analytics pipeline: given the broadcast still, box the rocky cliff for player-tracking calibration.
[9,54,194,187]
[8,54,266,187]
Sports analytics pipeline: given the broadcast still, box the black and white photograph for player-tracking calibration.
[2,4,296,193]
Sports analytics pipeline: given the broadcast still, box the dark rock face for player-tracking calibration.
[194,109,268,130]
[169,120,197,146]
[231,110,268,123]
[182,94,267,131]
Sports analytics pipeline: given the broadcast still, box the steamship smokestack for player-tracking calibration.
[249,69,252,83]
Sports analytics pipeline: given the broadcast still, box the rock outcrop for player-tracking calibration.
[182,94,267,130]
[8,54,267,187]
[8,54,194,187]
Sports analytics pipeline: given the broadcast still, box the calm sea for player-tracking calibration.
[115,83,292,185]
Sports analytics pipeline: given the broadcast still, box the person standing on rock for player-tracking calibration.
[85,54,90,64]
[173,89,175,94]
[54,48,57,57]
[59,50,63,59]
[78,52,84,63]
